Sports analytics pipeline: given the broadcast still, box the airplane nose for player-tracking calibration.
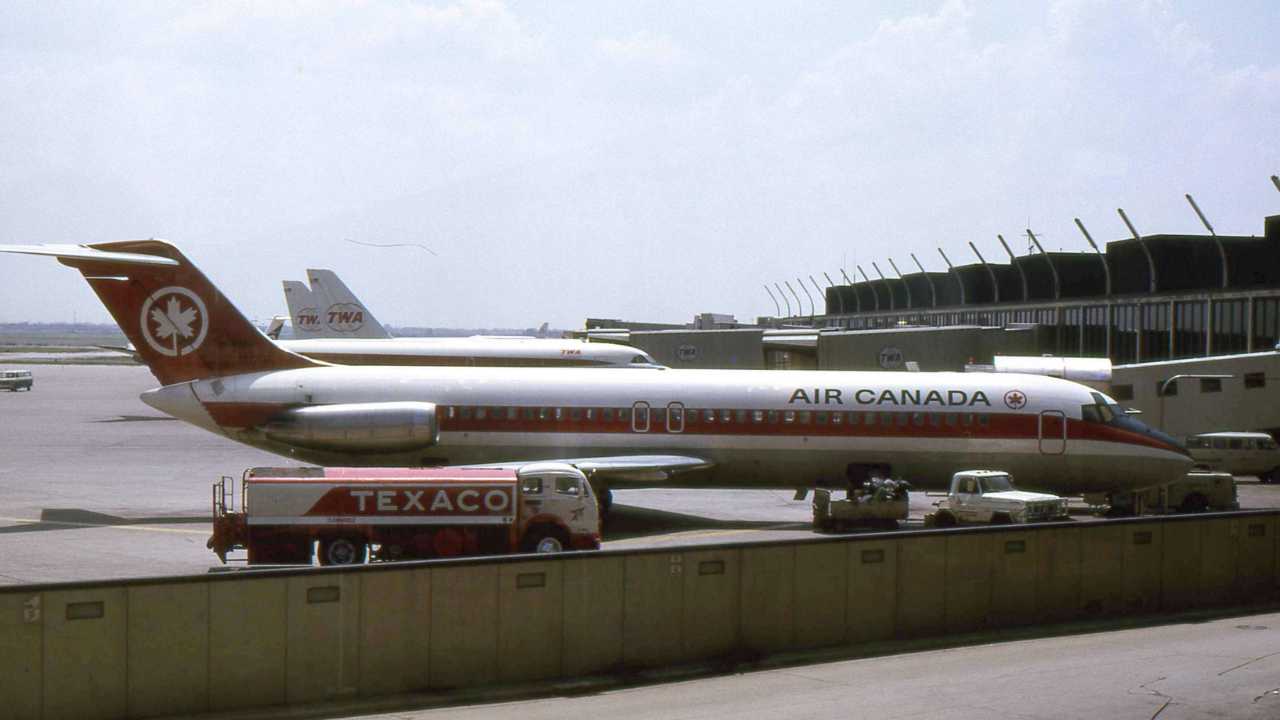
[1151,428,1191,458]
[141,382,222,434]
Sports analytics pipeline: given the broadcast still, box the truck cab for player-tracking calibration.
[932,470,1069,526]
[516,463,601,552]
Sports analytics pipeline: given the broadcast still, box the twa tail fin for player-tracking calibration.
[281,279,321,336]
[305,268,392,339]
[0,240,321,385]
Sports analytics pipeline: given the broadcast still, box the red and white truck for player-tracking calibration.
[209,463,602,565]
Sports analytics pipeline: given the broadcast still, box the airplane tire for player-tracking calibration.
[320,537,367,566]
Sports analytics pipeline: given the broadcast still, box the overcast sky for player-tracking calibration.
[1,1,1277,328]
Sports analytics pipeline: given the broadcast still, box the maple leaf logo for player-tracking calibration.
[150,297,198,342]
[1004,390,1028,410]
[139,287,209,357]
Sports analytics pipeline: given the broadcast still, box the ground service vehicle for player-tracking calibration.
[928,470,1069,526]
[0,369,33,391]
[210,463,601,565]
[1185,432,1280,483]
[812,478,909,531]
[1086,471,1238,515]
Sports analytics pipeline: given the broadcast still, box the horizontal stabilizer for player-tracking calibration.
[0,243,180,266]
[1,238,320,384]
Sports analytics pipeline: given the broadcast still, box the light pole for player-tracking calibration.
[763,285,781,317]
[774,282,791,317]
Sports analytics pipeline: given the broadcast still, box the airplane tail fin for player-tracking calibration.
[305,268,392,339]
[1,240,321,385]
[282,280,322,336]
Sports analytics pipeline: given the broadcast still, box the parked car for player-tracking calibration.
[0,369,33,391]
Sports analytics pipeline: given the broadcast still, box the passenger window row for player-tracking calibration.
[441,406,993,429]
[444,406,634,423]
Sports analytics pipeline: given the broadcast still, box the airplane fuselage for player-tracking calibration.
[278,337,658,368]
[143,366,1191,494]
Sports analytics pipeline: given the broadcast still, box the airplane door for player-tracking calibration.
[632,402,650,433]
[1038,410,1066,455]
[667,402,684,433]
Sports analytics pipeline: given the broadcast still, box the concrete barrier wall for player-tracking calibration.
[3,511,1278,720]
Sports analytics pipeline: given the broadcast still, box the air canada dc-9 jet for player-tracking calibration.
[278,269,654,368]
[1,240,1192,502]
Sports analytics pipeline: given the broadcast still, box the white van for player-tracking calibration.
[1185,432,1280,483]
[0,369,33,391]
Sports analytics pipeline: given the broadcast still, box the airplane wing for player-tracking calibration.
[462,454,713,484]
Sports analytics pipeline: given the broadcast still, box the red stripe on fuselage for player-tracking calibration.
[199,401,1180,454]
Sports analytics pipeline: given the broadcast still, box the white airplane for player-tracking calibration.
[0,240,1192,504]
[279,268,659,368]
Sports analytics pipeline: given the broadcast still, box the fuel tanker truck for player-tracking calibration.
[209,463,602,566]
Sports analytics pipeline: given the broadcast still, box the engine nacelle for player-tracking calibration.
[263,401,439,453]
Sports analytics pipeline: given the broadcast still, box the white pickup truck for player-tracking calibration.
[927,470,1070,527]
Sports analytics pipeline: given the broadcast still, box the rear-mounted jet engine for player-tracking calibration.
[263,401,439,453]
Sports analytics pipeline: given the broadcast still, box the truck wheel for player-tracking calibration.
[523,527,569,553]
[320,537,367,566]
[1178,493,1209,513]
[934,511,957,528]
[1263,469,1279,485]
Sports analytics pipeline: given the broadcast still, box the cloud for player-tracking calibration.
[595,31,686,67]
[1,1,1277,325]
[167,0,545,62]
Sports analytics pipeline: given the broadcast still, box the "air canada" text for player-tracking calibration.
[787,387,991,407]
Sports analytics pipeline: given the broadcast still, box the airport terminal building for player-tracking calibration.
[592,212,1280,437]
[817,214,1280,365]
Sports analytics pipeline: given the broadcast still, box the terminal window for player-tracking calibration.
[1200,378,1222,393]
[1111,384,1134,401]
[1245,372,1267,389]
[1158,380,1178,396]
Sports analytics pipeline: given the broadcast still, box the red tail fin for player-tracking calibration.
[5,240,319,385]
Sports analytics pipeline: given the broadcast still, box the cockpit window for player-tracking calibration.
[631,355,649,364]
[1082,393,1117,424]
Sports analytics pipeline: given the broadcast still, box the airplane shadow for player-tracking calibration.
[603,504,809,541]
[0,508,207,534]
[93,415,178,423]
